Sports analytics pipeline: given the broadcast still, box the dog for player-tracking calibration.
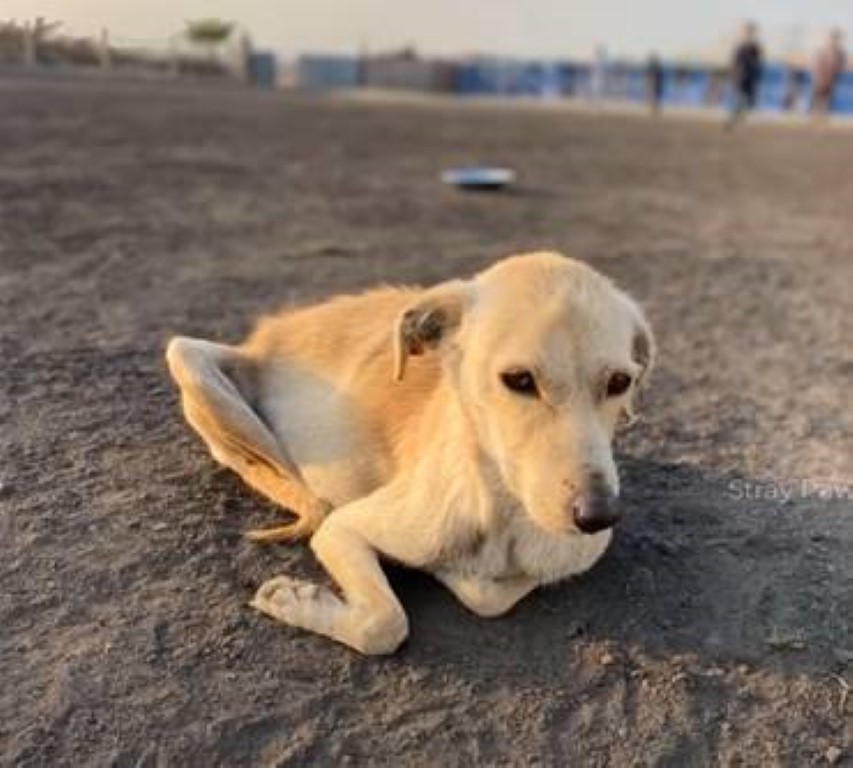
[166,251,655,654]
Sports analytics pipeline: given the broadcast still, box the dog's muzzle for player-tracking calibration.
[572,473,620,534]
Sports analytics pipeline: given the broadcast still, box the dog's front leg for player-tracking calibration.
[252,495,410,655]
[435,570,537,618]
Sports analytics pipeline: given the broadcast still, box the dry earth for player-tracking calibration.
[0,76,851,766]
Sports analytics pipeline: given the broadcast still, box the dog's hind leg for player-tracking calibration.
[166,336,329,541]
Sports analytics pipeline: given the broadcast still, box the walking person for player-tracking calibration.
[811,29,846,118]
[727,22,764,128]
[646,52,665,115]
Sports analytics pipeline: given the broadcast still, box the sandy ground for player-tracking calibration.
[0,77,851,767]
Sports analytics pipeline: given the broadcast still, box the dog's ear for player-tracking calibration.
[393,280,471,381]
[623,310,656,426]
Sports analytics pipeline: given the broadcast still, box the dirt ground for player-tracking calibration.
[1,76,851,767]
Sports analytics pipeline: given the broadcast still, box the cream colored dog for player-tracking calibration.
[166,251,655,654]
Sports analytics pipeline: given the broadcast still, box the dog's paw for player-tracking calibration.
[250,575,335,630]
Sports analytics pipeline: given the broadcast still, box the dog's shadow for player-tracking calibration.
[386,457,851,682]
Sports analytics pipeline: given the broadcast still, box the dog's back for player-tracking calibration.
[241,287,442,506]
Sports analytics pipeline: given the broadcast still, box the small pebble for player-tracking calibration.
[825,746,842,765]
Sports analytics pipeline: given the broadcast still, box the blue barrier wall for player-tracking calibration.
[455,59,853,114]
[455,60,585,97]
[833,72,853,112]
[247,52,277,89]
[663,68,711,107]
[294,52,853,115]
[297,55,360,90]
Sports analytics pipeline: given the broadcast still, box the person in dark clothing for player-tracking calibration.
[646,53,665,115]
[727,22,764,127]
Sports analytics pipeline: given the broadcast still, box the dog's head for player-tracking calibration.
[394,251,655,536]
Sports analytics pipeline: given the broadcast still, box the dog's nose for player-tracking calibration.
[572,474,620,534]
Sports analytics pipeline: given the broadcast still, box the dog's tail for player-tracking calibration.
[244,497,332,543]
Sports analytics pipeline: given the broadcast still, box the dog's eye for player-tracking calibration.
[606,371,633,398]
[501,369,538,397]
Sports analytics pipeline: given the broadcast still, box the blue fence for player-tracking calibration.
[455,61,583,97]
[832,71,853,112]
[297,55,360,90]
[247,52,277,89]
[456,59,853,114]
[294,53,853,115]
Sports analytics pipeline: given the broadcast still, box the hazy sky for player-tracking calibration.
[5,0,853,59]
